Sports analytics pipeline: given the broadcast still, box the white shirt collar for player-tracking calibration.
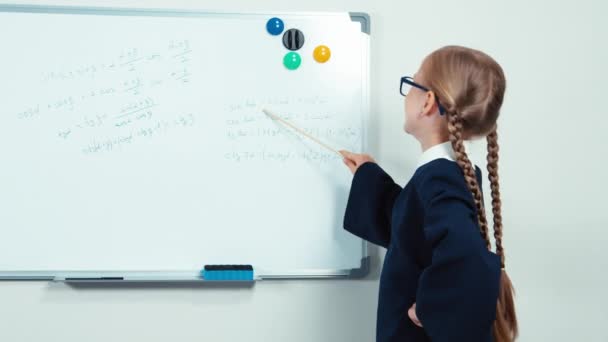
[416,140,479,169]
[416,141,456,168]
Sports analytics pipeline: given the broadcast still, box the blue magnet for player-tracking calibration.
[266,17,285,36]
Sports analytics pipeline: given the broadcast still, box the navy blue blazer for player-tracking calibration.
[344,159,501,342]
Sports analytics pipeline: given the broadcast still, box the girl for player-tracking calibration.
[340,46,518,342]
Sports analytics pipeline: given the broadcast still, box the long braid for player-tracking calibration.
[485,127,518,340]
[486,129,505,267]
[446,110,491,250]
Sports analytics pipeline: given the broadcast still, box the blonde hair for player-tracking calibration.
[421,45,518,341]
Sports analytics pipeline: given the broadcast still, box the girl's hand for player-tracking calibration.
[339,150,376,174]
[408,303,423,328]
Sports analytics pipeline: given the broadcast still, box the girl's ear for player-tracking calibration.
[421,91,440,117]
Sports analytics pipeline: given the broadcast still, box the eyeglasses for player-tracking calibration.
[400,76,446,115]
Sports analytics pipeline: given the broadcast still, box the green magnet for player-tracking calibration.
[283,52,302,70]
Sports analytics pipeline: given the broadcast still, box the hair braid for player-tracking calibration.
[486,127,518,340]
[446,110,491,250]
[486,128,505,268]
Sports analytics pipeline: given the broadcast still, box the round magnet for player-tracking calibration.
[282,29,305,51]
[313,45,331,63]
[266,17,284,36]
[283,52,302,70]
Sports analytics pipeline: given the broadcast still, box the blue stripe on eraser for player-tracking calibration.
[202,270,254,281]
[201,265,254,281]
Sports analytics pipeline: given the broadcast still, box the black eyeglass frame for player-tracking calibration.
[400,76,446,115]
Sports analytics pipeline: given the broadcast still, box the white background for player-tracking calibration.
[0,0,606,341]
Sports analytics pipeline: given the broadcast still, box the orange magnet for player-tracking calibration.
[313,45,331,63]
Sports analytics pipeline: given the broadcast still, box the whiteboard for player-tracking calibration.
[0,5,370,281]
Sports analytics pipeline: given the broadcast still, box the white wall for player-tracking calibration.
[1,1,606,341]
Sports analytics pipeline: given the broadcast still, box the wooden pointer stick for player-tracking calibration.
[261,108,343,157]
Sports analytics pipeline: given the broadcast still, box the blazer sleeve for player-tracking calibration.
[343,162,402,249]
[414,170,501,342]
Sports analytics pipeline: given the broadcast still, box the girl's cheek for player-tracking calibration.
[404,108,414,133]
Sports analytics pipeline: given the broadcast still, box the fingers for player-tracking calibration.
[408,303,423,328]
[342,157,357,174]
[340,150,358,174]
[340,150,363,164]
[339,150,354,160]
[339,150,376,174]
